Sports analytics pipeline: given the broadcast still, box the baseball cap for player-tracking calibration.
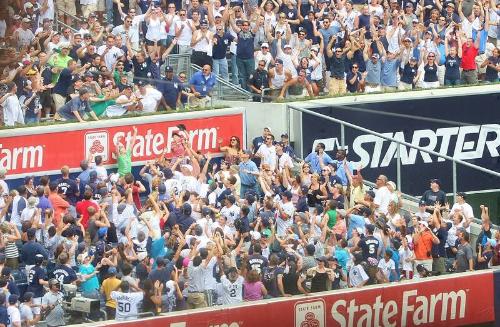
[84,71,94,78]
[200,19,208,26]
[281,133,289,138]
[23,292,34,303]
[181,164,193,172]
[410,56,418,61]
[250,230,261,241]
[214,13,222,18]
[447,2,455,8]
[261,42,269,48]
[24,2,34,9]
[22,17,31,23]
[419,200,426,206]
[275,59,284,65]
[405,2,413,7]
[137,80,147,87]
[226,194,236,204]
[371,53,380,59]
[412,18,419,23]
[284,44,292,49]
[108,266,117,275]
[365,224,375,234]
[242,149,253,155]
[456,192,467,199]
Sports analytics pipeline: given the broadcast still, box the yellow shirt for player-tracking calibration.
[350,184,366,208]
[101,276,121,308]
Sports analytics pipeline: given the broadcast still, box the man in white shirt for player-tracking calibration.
[220,195,240,234]
[136,81,162,113]
[7,294,21,327]
[275,142,294,173]
[1,83,24,127]
[174,8,195,71]
[256,134,277,171]
[97,35,125,71]
[110,281,143,321]
[449,192,474,220]
[373,175,391,215]
[219,267,244,305]
[276,191,295,236]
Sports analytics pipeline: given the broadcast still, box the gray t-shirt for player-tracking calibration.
[42,291,65,326]
[455,243,473,273]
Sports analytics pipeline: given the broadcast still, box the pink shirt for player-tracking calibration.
[243,281,263,301]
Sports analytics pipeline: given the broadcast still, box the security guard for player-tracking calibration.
[248,60,270,102]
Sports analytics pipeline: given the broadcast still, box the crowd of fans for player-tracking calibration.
[0,125,497,325]
[1,0,500,125]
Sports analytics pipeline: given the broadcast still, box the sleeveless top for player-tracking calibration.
[271,69,286,88]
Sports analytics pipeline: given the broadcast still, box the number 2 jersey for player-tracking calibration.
[110,291,143,321]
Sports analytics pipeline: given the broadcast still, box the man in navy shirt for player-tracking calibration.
[52,59,90,112]
[230,17,257,89]
[159,66,182,110]
[56,166,80,206]
[27,254,48,315]
[52,252,78,285]
[21,228,49,267]
[212,26,234,81]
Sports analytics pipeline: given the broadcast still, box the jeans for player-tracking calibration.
[240,183,258,198]
[213,58,229,81]
[230,54,239,85]
[236,57,254,90]
[106,0,113,22]
[444,79,460,86]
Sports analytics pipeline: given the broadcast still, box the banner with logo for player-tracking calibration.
[0,109,244,179]
[108,271,495,327]
[300,92,500,195]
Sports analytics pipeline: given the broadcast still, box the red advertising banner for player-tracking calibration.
[0,110,244,179]
[108,271,494,327]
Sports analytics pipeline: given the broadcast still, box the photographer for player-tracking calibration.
[41,279,65,327]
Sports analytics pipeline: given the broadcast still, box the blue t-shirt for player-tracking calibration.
[189,72,216,97]
[334,246,349,274]
[58,96,92,120]
[79,264,100,293]
[381,58,400,87]
[0,306,7,327]
[236,31,255,59]
[347,214,366,239]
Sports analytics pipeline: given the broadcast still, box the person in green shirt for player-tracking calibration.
[324,200,337,229]
[48,45,73,83]
[115,125,138,177]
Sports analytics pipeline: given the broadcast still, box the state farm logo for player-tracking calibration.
[295,300,325,327]
[85,131,109,162]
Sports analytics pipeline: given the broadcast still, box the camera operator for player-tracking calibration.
[41,279,65,327]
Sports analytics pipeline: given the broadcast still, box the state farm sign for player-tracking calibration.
[107,271,495,327]
[0,111,244,178]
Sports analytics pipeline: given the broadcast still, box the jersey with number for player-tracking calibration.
[110,291,143,321]
[52,264,78,285]
[220,275,244,305]
[27,265,47,298]
[7,306,21,327]
[359,235,380,260]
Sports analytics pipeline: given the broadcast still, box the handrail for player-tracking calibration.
[191,63,252,99]
[55,20,79,33]
[56,8,85,23]
[288,104,500,203]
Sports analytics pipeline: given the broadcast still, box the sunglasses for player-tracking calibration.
[180,13,186,16]
[266,137,272,140]
[258,63,265,67]
[352,66,358,68]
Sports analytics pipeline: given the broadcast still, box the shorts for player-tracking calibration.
[52,93,66,111]
[56,0,76,16]
[82,3,98,18]
[145,38,167,47]
[475,53,487,74]
[40,90,53,107]
[186,292,207,309]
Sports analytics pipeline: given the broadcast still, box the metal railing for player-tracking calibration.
[54,8,84,32]
[288,104,500,204]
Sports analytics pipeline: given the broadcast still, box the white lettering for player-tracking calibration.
[331,299,347,327]
[0,144,43,171]
[330,289,467,327]
[322,124,500,168]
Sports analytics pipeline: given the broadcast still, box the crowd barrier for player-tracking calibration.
[94,269,500,327]
[0,108,245,184]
